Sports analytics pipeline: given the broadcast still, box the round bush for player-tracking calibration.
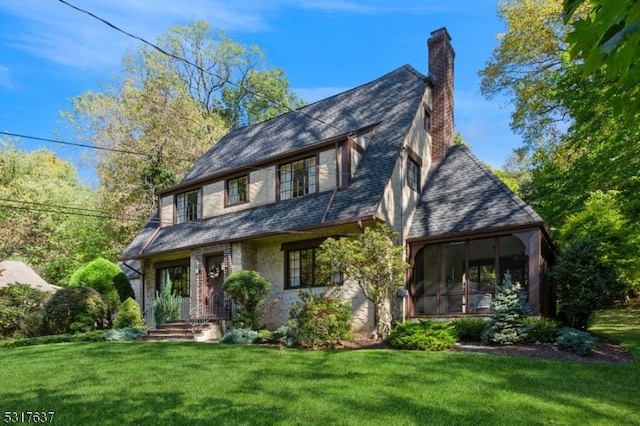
[451,317,488,342]
[44,286,107,334]
[220,328,258,344]
[113,297,145,328]
[556,327,598,356]
[289,290,352,348]
[70,258,134,310]
[223,270,272,330]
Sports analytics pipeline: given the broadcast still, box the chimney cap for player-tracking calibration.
[429,27,452,41]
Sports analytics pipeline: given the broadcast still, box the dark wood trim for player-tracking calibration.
[423,102,432,134]
[342,139,352,188]
[154,258,190,269]
[173,188,202,224]
[406,223,547,246]
[281,236,344,290]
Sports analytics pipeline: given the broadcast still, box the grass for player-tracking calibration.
[1,306,639,426]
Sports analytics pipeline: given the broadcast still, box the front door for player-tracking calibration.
[203,254,225,318]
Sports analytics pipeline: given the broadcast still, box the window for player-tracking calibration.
[227,175,248,205]
[279,156,317,200]
[157,262,190,297]
[284,239,342,289]
[424,106,431,133]
[176,190,201,223]
[407,158,420,191]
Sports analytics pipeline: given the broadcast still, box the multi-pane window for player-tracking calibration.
[407,158,420,191]
[227,176,248,205]
[280,157,317,200]
[157,263,190,297]
[424,106,431,133]
[176,190,201,223]
[288,248,316,288]
[286,242,343,289]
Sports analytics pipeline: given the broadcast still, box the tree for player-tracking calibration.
[113,297,145,329]
[482,271,532,345]
[564,0,640,121]
[552,238,625,329]
[0,140,113,284]
[222,270,272,330]
[69,257,133,326]
[64,21,304,252]
[316,224,409,339]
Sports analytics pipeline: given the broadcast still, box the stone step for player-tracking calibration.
[141,320,223,342]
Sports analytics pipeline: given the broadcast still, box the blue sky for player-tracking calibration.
[0,0,516,185]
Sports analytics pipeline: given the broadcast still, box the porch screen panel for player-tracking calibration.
[468,238,496,313]
[439,242,464,314]
[413,245,438,314]
[498,236,528,296]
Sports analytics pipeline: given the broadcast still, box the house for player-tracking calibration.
[121,28,554,334]
[0,260,61,293]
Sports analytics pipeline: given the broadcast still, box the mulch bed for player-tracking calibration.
[339,338,634,363]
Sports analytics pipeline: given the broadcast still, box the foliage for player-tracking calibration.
[63,21,304,251]
[222,270,272,330]
[219,328,258,345]
[564,0,640,121]
[0,330,105,348]
[386,320,457,351]
[482,271,532,345]
[69,257,133,326]
[0,283,49,339]
[289,289,352,349]
[524,317,559,343]
[559,191,640,294]
[43,287,107,334]
[451,317,488,342]
[556,326,598,355]
[103,327,146,341]
[316,223,409,339]
[552,238,625,330]
[153,279,181,325]
[113,297,145,329]
[0,140,114,284]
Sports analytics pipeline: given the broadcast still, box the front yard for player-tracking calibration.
[1,305,638,425]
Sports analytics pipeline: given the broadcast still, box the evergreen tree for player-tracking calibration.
[482,271,532,345]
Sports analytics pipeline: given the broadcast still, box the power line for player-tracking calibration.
[57,0,342,132]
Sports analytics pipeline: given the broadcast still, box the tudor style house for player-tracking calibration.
[121,28,555,334]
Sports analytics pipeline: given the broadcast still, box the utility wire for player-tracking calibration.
[57,0,342,132]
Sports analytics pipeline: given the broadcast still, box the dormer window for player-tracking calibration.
[227,175,248,206]
[176,189,201,223]
[424,105,431,133]
[279,156,317,200]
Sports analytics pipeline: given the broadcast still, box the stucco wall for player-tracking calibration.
[160,195,173,227]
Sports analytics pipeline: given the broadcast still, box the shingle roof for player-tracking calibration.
[122,65,429,259]
[408,145,545,240]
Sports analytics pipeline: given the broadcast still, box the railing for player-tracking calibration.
[203,292,233,320]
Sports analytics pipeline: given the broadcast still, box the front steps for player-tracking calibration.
[141,320,223,342]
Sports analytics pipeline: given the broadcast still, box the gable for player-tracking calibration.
[408,145,545,240]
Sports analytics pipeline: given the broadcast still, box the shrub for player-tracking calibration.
[220,328,258,344]
[69,258,134,326]
[386,320,457,351]
[103,328,146,341]
[114,297,145,328]
[524,317,559,343]
[0,283,49,339]
[223,270,272,330]
[556,327,598,356]
[43,286,107,334]
[451,317,488,342]
[0,331,106,348]
[552,238,625,330]
[154,279,181,325]
[482,271,532,345]
[289,289,352,349]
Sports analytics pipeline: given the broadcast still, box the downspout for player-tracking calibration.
[121,260,145,313]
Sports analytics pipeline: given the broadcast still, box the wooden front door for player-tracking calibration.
[203,254,225,318]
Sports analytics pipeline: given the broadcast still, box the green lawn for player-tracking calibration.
[1,307,639,426]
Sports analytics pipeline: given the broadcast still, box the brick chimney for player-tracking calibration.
[428,28,455,160]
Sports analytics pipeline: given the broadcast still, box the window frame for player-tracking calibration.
[423,104,432,133]
[225,174,249,207]
[175,189,202,224]
[277,154,319,201]
[282,238,343,290]
[155,259,190,298]
[405,148,422,192]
